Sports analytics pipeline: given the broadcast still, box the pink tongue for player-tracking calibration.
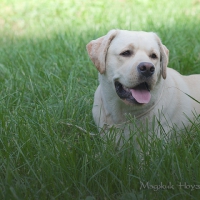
[130,89,151,104]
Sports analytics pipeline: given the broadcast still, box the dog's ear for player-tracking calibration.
[160,44,169,79]
[86,30,118,74]
[155,35,169,79]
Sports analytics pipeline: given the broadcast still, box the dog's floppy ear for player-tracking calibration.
[155,35,169,79]
[86,30,118,74]
[160,44,169,79]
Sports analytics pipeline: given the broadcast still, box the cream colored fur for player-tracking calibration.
[86,30,200,138]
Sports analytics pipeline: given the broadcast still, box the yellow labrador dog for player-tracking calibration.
[86,29,200,137]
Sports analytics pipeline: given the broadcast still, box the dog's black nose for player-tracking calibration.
[137,62,155,78]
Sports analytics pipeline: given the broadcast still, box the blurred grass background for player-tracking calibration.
[0,0,200,199]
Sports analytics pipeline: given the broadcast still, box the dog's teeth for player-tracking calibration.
[122,85,129,91]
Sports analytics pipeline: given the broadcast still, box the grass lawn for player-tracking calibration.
[0,0,200,199]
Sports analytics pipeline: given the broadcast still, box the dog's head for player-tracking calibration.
[86,29,169,105]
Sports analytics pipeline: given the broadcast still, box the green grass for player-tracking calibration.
[0,0,200,199]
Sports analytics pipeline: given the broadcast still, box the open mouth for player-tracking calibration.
[114,81,151,104]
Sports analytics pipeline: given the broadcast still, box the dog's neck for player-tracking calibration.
[99,75,165,124]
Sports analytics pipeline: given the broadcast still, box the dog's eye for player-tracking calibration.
[120,50,132,57]
[150,53,158,59]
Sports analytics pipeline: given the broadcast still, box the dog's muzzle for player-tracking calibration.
[114,62,155,104]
